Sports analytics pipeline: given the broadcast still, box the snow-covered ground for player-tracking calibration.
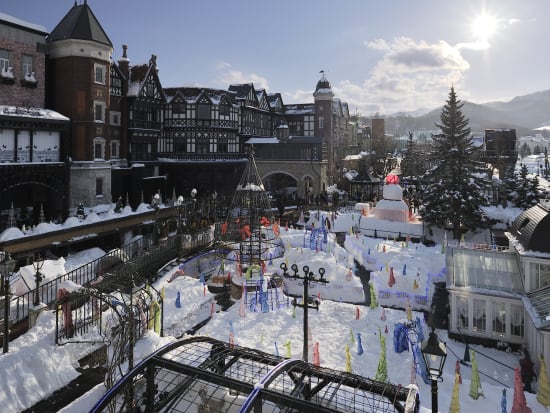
[0,157,546,412]
[0,222,547,413]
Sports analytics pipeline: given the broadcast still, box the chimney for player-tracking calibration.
[117,44,130,78]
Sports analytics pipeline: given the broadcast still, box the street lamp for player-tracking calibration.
[421,328,447,413]
[176,195,184,234]
[2,253,16,354]
[281,263,328,362]
[33,252,44,306]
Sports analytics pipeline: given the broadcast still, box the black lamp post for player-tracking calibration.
[176,195,184,234]
[33,252,44,306]
[2,253,16,354]
[281,263,328,362]
[420,328,447,413]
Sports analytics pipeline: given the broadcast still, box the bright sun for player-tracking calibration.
[472,13,498,40]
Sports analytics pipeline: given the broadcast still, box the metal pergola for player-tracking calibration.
[91,336,418,413]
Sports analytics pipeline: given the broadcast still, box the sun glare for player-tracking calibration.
[472,13,498,40]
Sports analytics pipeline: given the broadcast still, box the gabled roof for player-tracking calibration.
[267,93,285,112]
[127,56,166,101]
[228,83,259,107]
[195,90,214,105]
[510,203,550,253]
[255,89,271,112]
[163,87,235,105]
[47,2,112,47]
[228,83,255,99]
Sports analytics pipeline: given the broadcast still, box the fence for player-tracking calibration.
[8,226,215,330]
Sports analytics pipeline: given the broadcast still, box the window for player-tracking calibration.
[304,115,314,136]
[456,296,468,330]
[197,104,210,120]
[95,178,103,197]
[472,299,486,332]
[109,111,121,126]
[318,116,324,129]
[111,141,119,158]
[21,55,34,77]
[510,304,524,338]
[94,101,105,122]
[219,104,230,117]
[530,262,550,290]
[94,138,105,159]
[0,49,12,77]
[196,142,209,153]
[492,302,506,337]
[172,102,185,114]
[94,64,106,84]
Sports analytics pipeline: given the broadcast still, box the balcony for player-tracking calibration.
[157,153,247,162]
[164,118,238,129]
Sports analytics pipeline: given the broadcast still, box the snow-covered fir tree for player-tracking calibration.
[400,131,425,183]
[505,163,543,209]
[419,87,490,240]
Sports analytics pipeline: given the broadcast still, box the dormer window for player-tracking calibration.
[517,218,529,234]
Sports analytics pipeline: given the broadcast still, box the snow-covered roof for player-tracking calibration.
[0,106,69,121]
[0,12,47,34]
[245,137,279,144]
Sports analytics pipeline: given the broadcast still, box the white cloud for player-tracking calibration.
[332,37,471,115]
[217,68,270,90]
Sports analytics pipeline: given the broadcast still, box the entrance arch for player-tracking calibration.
[262,171,298,199]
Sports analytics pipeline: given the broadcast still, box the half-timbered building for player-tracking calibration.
[158,86,246,198]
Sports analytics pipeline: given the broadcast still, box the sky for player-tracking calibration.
[2,0,550,116]
[1,205,547,412]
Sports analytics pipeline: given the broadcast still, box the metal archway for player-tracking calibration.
[91,336,418,413]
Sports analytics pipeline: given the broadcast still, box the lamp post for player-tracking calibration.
[176,195,184,234]
[33,252,44,306]
[2,253,16,354]
[151,193,160,243]
[281,263,328,362]
[420,328,447,413]
[212,191,217,222]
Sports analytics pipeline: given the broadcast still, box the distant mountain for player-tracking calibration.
[379,89,550,137]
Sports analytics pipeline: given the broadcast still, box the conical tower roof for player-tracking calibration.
[47,1,112,46]
[216,151,284,265]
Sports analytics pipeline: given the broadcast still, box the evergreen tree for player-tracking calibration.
[401,131,421,177]
[419,87,489,239]
[507,164,542,209]
[400,131,425,198]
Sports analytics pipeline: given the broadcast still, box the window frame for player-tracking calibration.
[94,101,106,122]
[94,63,106,85]
[21,54,34,77]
